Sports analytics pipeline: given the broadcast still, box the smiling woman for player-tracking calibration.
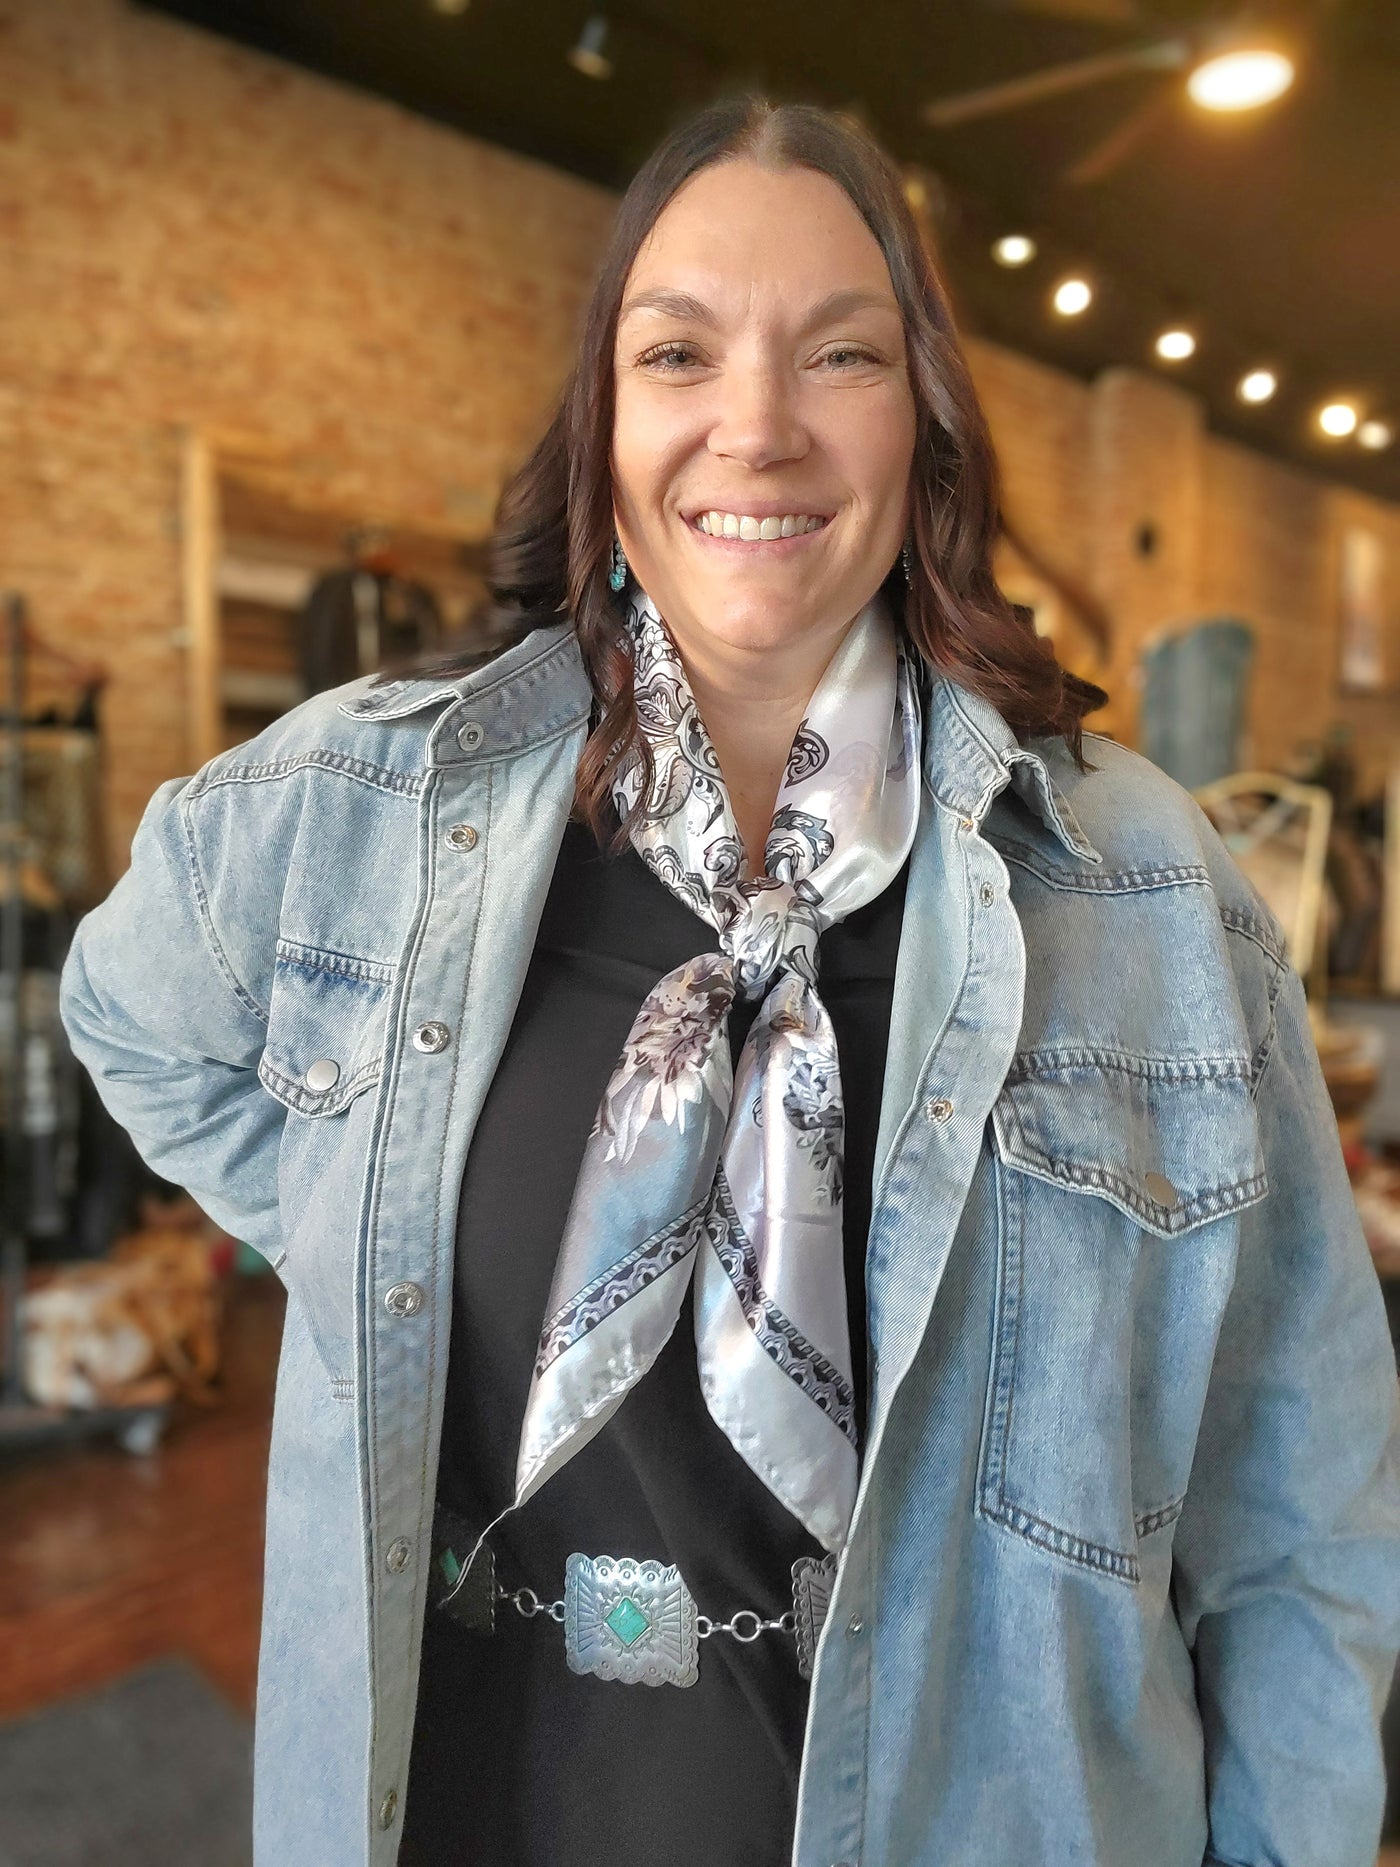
[58,90,1400,1867]
[410,94,1105,866]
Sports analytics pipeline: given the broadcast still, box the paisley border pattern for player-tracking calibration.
[704,1171,858,1446]
[536,1200,706,1376]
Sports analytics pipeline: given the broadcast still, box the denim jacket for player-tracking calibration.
[59,622,1400,1867]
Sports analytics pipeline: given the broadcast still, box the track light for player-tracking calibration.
[1154,329,1196,362]
[993,234,1036,268]
[1318,402,1359,439]
[1187,47,1294,112]
[568,15,613,80]
[1052,278,1092,317]
[1238,369,1278,404]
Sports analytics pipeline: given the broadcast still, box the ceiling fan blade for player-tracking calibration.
[921,38,1190,127]
[1060,81,1179,184]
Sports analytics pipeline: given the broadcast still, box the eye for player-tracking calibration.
[636,342,703,372]
[818,345,881,370]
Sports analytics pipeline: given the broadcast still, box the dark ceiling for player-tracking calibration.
[141,0,1400,501]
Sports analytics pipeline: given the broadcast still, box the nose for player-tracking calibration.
[706,353,810,471]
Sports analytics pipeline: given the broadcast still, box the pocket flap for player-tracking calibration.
[258,940,393,1117]
[991,1058,1268,1238]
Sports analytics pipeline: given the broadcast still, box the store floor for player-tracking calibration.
[2,1273,1395,1864]
[0,1272,282,1723]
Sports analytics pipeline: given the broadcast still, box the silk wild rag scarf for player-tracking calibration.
[513,588,922,1552]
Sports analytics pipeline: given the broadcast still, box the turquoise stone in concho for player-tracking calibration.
[604,1596,651,1647]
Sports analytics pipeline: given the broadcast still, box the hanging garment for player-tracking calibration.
[295,567,443,696]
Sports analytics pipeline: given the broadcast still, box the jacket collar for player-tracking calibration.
[338,621,1101,865]
[922,674,1102,865]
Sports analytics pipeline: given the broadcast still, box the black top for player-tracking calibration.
[401,818,907,1867]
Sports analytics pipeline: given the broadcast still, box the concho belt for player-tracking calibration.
[429,1504,838,1690]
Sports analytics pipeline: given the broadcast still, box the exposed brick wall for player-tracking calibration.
[2,0,1395,875]
[0,0,616,859]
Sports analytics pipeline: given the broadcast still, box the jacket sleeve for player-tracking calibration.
[58,772,286,1263]
[1171,956,1400,1866]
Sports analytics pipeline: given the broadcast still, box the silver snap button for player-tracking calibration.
[445,822,478,852]
[925,1097,954,1124]
[379,1788,398,1829]
[385,1538,413,1573]
[845,1614,865,1638]
[456,720,484,751]
[1144,1171,1179,1208]
[384,1282,424,1318]
[980,882,995,907]
[412,1021,451,1054]
[304,1058,340,1093]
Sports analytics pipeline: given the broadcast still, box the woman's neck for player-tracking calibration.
[674,624,849,877]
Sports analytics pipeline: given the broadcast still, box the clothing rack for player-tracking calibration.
[0,590,166,1455]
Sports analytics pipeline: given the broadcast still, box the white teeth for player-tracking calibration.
[695,510,827,539]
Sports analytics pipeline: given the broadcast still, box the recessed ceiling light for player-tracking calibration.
[568,15,613,80]
[1052,277,1092,317]
[431,0,470,13]
[993,234,1036,268]
[1238,369,1278,404]
[1187,47,1294,112]
[1318,401,1359,439]
[1155,329,1196,362]
[1358,419,1394,451]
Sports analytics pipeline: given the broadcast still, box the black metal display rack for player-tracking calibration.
[0,589,166,1456]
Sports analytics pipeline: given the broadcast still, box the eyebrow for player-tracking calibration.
[617,285,901,332]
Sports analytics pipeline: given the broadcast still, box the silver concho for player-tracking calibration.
[791,1553,839,1682]
[564,1552,699,1688]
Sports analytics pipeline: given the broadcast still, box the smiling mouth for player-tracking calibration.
[690,509,831,541]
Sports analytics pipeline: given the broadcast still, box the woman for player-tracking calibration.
[61,96,1399,1867]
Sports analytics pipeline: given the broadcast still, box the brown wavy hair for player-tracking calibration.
[402,93,1108,844]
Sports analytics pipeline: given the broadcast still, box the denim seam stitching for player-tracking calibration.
[997,843,1211,894]
[978,1139,1021,1510]
[1135,1496,1186,1537]
[1218,904,1286,967]
[1007,1049,1251,1084]
[273,939,398,986]
[197,748,422,798]
[180,789,270,1024]
[1246,954,1290,1101]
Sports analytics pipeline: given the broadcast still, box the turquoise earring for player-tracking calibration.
[609,535,628,593]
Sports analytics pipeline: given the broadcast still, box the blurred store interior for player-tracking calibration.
[1,0,1398,1859]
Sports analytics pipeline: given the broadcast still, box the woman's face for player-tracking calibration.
[610,159,917,669]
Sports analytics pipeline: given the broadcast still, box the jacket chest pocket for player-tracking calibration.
[979,1060,1268,1584]
[257,939,395,1387]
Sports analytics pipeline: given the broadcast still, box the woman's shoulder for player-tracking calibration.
[1038,730,1288,964]
[190,622,586,800]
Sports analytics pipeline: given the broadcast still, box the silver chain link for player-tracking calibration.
[697,1609,796,1643]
